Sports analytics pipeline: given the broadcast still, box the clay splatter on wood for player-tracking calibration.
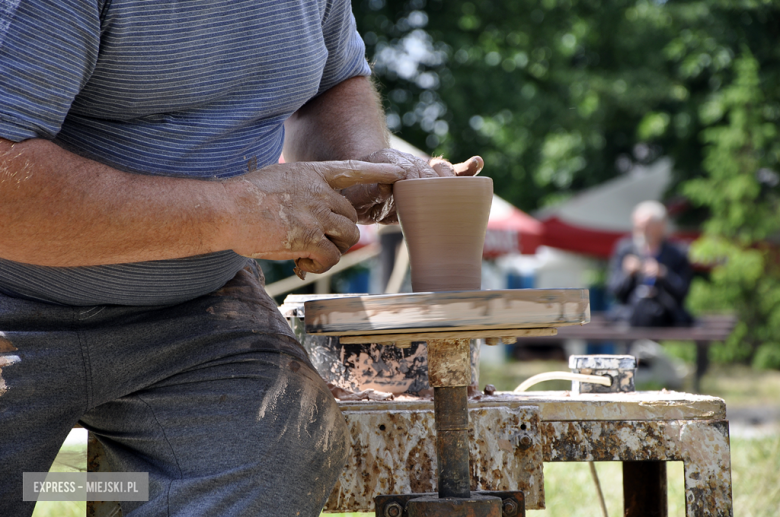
[0,332,19,395]
[304,289,590,336]
[542,419,733,516]
[0,334,17,353]
[323,405,544,512]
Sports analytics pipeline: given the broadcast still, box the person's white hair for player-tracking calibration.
[632,200,667,222]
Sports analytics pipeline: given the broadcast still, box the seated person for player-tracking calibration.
[608,201,693,327]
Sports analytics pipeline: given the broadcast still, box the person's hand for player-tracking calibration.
[623,254,642,275]
[225,160,405,276]
[339,148,484,224]
[642,258,665,278]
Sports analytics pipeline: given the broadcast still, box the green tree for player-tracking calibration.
[354,0,780,213]
[685,51,780,368]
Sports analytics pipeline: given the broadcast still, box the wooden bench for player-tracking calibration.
[516,313,737,392]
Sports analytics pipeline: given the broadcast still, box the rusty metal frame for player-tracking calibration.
[542,419,732,516]
[323,393,733,516]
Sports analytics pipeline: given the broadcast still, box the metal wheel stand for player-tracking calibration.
[375,338,524,517]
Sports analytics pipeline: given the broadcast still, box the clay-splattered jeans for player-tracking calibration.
[0,263,349,517]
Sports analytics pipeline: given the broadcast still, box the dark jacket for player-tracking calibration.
[607,237,694,327]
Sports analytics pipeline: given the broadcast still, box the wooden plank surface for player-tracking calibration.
[304,288,590,335]
[337,391,727,422]
[337,327,558,344]
[547,325,732,342]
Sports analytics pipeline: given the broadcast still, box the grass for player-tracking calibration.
[33,356,780,516]
[31,445,86,517]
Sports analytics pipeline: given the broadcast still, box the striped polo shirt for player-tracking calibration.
[0,0,370,305]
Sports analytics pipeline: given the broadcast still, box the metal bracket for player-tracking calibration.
[375,491,525,517]
[569,355,637,394]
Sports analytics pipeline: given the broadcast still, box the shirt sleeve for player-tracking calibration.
[316,0,372,96]
[0,0,101,141]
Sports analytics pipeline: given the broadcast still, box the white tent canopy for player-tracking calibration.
[536,157,674,233]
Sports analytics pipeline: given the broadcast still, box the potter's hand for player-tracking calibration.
[341,148,484,224]
[623,255,642,275]
[642,258,666,278]
[226,160,405,275]
[429,155,484,177]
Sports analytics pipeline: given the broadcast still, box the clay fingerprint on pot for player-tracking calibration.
[393,176,493,292]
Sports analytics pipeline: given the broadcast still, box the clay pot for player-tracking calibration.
[393,176,493,292]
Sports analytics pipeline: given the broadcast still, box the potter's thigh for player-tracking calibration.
[80,351,349,517]
[0,294,88,517]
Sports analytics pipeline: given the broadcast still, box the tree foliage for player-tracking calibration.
[354,0,780,212]
[685,52,780,368]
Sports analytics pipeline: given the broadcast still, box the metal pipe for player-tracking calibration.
[434,386,471,498]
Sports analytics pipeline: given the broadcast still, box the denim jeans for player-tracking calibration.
[0,262,348,516]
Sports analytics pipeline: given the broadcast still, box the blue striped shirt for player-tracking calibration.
[0,0,370,305]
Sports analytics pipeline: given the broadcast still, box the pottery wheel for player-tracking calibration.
[304,288,590,344]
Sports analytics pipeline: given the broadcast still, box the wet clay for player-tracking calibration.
[0,335,17,353]
[393,176,493,292]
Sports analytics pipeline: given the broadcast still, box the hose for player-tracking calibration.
[513,370,612,515]
[513,372,611,392]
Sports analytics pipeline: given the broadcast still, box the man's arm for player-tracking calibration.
[0,137,403,270]
[607,242,637,304]
[655,245,693,302]
[0,137,236,267]
[283,76,388,162]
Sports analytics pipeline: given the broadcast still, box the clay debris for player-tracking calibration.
[327,383,395,401]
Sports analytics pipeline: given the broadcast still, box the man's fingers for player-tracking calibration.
[325,188,359,224]
[429,155,484,177]
[322,212,361,254]
[318,161,405,190]
[295,236,343,275]
[453,156,484,176]
[341,183,392,209]
[429,158,455,177]
[363,148,438,179]
[371,196,398,224]
[294,205,360,274]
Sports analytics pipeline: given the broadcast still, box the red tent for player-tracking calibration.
[536,158,699,259]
